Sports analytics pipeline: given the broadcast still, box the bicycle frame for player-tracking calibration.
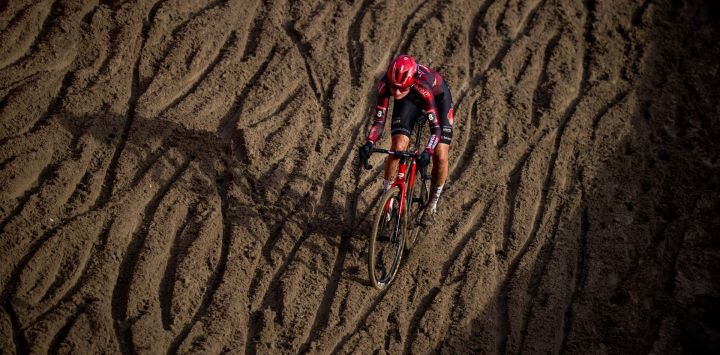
[390,154,418,215]
[372,118,426,216]
[362,114,428,216]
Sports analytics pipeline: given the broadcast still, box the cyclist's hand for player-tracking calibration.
[359,142,373,169]
[417,149,431,171]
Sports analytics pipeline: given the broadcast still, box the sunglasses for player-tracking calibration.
[390,84,411,92]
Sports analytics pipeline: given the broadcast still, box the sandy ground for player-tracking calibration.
[1,0,718,353]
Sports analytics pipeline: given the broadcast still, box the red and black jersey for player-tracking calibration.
[366,64,445,154]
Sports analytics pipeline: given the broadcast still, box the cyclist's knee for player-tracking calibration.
[433,145,449,165]
[390,134,410,150]
[433,155,448,168]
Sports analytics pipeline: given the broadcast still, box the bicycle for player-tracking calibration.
[361,118,430,290]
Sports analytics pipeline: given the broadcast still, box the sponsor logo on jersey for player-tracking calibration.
[415,85,430,98]
[442,127,452,133]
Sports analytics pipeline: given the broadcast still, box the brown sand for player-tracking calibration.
[1,0,718,353]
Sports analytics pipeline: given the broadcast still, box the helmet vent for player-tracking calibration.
[399,69,408,84]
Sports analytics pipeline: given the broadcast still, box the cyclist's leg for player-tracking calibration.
[384,135,409,181]
[422,142,448,222]
[431,143,450,185]
[428,82,454,213]
[384,98,421,182]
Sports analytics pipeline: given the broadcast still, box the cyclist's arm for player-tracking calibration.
[367,80,390,144]
[417,84,441,154]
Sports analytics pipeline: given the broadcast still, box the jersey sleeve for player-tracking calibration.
[415,83,441,154]
[366,79,390,144]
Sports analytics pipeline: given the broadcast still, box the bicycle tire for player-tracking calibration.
[368,186,406,289]
[405,171,428,250]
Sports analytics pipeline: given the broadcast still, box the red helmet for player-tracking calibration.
[387,55,417,89]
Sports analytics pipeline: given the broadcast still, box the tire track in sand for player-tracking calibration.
[167,175,229,353]
[24,218,114,333]
[389,0,433,64]
[531,33,561,128]
[297,148,370,353]
[0,162,59,234]
[3,303,28,354]
[47,301,88,354]
[241,0,270,61]
[499,128,548,255]
[559,206,589,353]
[290,102,384,352]
[244,166,321,310]
[447,96,477,184]
[242,106,330,351]
[498,1,594,352]
[590,89,630,140]
[159,202,199,330]
[155,30,237,118]
[347,0,375,87]
[244,223,315,354]
[458,0,547,107]
[138,0,225,89]
[81,11,122,93]
[111,158,190,354]
[403,200,495,354]
[258,91,376,353]
[329,286,393,354]
[0,67,75,146]
[516,202,566,352]
[247,84,304,129]
[466,0,495,81]
[397,0,440,55]
[285,22,322,104]
[0,3,35,34]
[486,0,547,72]
[0,0,56,71]
[218,46,277,140]
[98,0,163,208]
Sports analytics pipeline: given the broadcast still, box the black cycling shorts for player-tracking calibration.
[390,81,454,145]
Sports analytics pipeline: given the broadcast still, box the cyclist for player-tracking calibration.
[358,54,455,225]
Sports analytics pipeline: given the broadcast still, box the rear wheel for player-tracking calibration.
[368,186,406,289]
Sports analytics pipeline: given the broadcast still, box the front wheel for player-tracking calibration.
[405,168,429,250]
[368,186,406,289]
